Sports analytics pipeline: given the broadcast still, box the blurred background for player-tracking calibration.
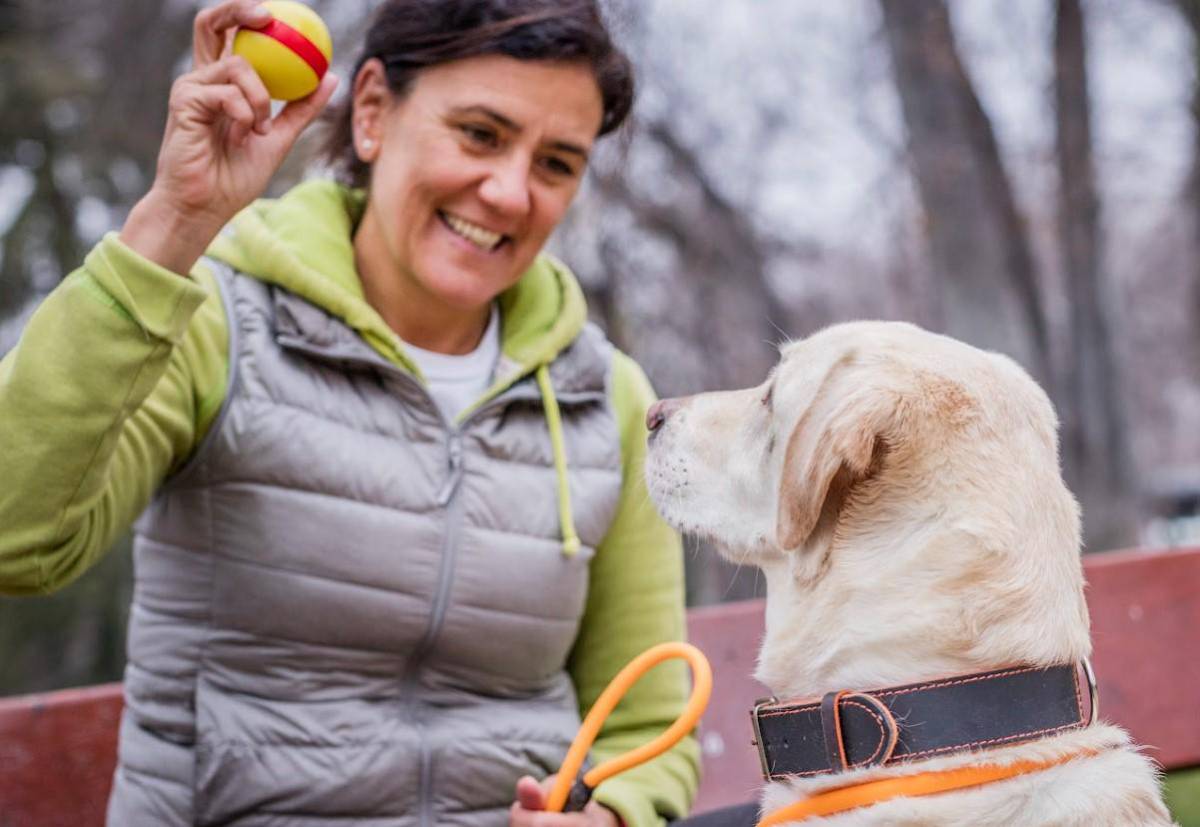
[1,0,1198,801]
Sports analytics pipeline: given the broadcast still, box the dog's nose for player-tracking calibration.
[646,398,683,433]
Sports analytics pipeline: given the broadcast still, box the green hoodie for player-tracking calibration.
[0,179,699,825]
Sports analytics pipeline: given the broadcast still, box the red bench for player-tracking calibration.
[2,546,1198,824]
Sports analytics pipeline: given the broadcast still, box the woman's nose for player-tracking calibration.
[479,158,532,217]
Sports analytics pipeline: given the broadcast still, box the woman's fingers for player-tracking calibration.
[167,54,336,165]
[182,83,255,138]
[185,53,333,146]
[217,56,273,133]
[193,0,271,68]
[183,56,273,132]
[515,776,547,811]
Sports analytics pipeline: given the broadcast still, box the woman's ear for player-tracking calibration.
[774,362,898,553]
[351,58,390,162]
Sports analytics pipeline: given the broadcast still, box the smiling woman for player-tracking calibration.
[0,1,698,826]
[348,55,604,351]
[318,0,633,356]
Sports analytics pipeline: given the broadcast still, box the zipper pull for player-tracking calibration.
[435,434,464,506]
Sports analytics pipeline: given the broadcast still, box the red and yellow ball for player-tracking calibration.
[233,1,332,101]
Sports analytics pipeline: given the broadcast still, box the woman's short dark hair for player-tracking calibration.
[322,0,635,187]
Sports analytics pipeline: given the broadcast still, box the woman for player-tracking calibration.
[0,1,699,824]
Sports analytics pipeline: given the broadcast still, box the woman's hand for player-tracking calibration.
[509,775,621,827]
[120,0,338,275]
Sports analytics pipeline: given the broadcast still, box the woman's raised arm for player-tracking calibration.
[120,0,336,276]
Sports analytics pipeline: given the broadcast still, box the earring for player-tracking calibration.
[361,138,375,154]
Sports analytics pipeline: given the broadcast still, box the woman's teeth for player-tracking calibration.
[442,212,503,251]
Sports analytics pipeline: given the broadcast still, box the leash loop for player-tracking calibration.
[546,641,713,813]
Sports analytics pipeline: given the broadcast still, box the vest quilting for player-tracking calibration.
[109,263,624,826]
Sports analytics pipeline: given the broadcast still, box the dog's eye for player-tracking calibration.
[761,385,774,410]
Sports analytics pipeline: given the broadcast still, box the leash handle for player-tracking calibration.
[546,641,713,813]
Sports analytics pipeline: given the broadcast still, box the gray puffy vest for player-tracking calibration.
[108,264,624,826]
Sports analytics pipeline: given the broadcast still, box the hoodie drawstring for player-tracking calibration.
[536,364,581,557]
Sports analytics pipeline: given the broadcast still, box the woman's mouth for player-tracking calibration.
[438,210,508,252]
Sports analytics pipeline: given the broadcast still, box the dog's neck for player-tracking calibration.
[751,504,1091,701]
[755,559,983,699]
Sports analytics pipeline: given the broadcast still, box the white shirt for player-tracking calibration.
[403,304,501,421]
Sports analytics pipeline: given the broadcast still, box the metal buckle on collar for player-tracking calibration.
[1082,657,1100,725]
[750,695,779,778]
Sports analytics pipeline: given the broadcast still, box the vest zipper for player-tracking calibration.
[416,431,465,677]
[414,429,466,827]
[435,433,464,506]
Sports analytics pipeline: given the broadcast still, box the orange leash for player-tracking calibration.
[756,749,1096,826]
[546,641,713,813]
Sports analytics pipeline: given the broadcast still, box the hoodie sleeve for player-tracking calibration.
[568,350,701,827]
[0,232,228,595]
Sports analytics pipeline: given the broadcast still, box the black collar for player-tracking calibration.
[751,661,1097,780]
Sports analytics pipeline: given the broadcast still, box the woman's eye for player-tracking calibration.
[461,124,498,146]
[542,156,577,177]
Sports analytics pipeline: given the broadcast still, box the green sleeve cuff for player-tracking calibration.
[594,777,660,827]
[590,732,701,827]
[84,232,210,344]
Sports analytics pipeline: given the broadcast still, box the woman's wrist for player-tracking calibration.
[118,189,226,277]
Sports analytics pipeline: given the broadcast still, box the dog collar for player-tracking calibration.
[751,661,1098,780]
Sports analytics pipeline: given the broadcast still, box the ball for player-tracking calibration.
[232,1,332,101]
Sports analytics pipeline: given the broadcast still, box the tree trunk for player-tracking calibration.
[585,123,781,397]
[1053,0,1137,549]
[566,110,782,604]
[878,0,1048,384]
[1178,0,1200,368]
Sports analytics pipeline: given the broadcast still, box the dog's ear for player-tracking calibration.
[775,364,900,553]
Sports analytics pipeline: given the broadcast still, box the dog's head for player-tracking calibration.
[645,321,1091,692]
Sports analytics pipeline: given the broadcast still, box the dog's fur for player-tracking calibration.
[645,321,1174,826]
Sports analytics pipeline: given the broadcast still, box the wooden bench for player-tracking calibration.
[1,546,1198,824]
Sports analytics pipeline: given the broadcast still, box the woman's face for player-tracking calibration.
[354,54,605,310]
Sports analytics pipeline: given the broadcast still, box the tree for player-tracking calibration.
[1053,0,1136,549]
[878,0,1049,384]
[0,0,199,322]
[1177,0,1200,367]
